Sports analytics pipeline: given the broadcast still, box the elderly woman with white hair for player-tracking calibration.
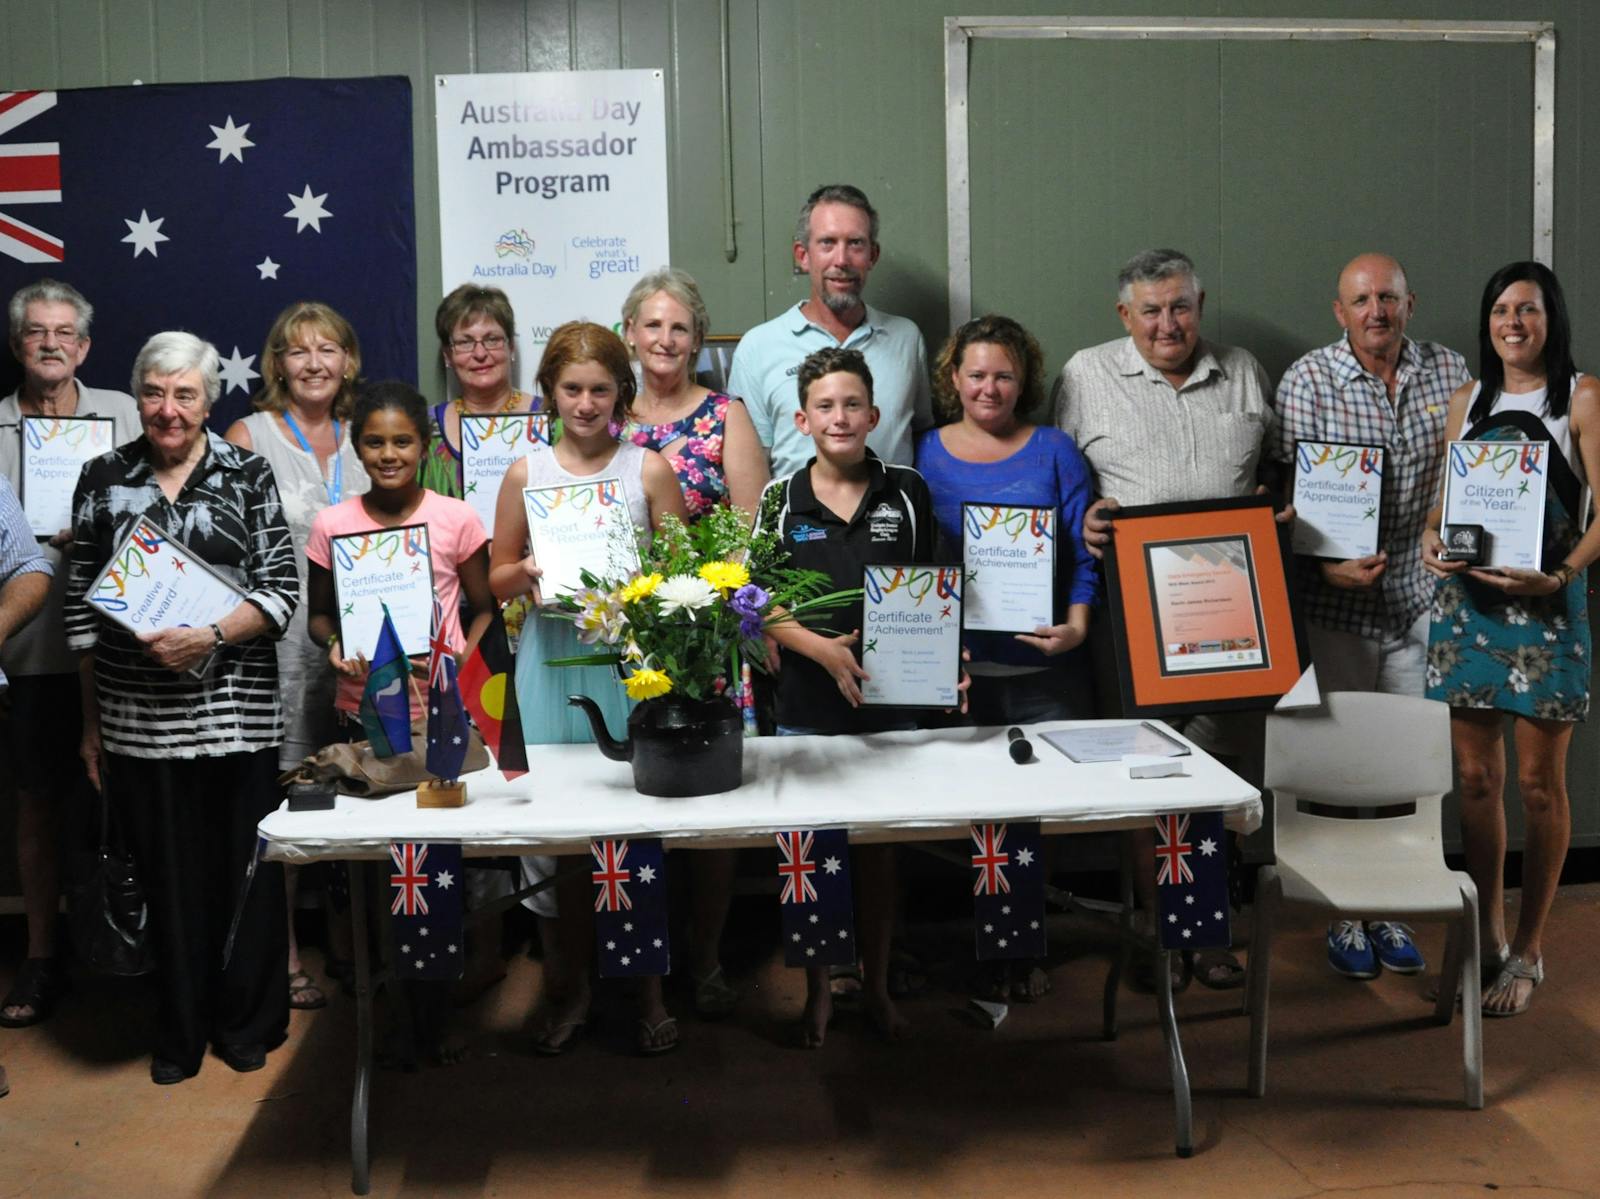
[64,331,298,1085]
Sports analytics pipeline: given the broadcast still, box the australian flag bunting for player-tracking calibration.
[1154,812,1231,950]
[389,842,464,981]
[593,838,670,978]
[778,829,855,968]
[972,822,1046,961]
[425,597,470,781]
[0,78,417,429]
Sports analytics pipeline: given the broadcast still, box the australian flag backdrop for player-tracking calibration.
[778,829,855,968]
[0,78,417,429]
[593,838,670,979]
[388,842,464,982]
[1154,812,1231,951]
[971,822,1046,961]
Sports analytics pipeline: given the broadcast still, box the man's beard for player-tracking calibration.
[820,280,863,316]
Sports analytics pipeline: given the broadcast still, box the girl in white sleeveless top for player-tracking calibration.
[488,322,688,1055]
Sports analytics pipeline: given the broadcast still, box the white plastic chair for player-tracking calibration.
[1248,691,1482,1109]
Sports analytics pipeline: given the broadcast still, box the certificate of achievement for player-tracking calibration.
[460,412,552,537]
[1442,440,1548,569]
[20,415,115,536]
[522,477,641,604]
[1040,721,1191,764]
[1290,441,1383,559]
[859,564,964,708]
[86,517,245,633]
[961,503,1055,633]
[1145,536,1268,676]
[331,524,436,657]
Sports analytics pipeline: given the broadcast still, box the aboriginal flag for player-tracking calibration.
[460,605,528,778]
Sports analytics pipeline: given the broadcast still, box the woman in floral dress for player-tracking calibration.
[1422,261,1600,1017]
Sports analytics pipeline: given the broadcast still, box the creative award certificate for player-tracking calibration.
[460,412,552,537]
[20,415,115,536]
[961,503,1055,633]
[859,564,964,708]
[331,523,436,657]
[1441,440,1548,569]
[85,517,246,634]
[1145,536,1268,676]
[1290,441,1383,559]
[522,477,641,604]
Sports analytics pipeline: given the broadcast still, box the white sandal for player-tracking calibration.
[1483,952,1543,1017]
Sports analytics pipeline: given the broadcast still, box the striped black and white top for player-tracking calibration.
[64,432,297,759]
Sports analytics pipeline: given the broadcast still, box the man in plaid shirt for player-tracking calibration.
[1267,252,1469,981]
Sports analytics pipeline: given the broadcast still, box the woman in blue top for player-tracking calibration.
[916,314,1100,725]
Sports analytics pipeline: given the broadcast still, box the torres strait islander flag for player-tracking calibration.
[0,78,416,430]
[461,605,528,778]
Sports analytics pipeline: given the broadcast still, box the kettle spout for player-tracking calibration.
[567,695,631,761]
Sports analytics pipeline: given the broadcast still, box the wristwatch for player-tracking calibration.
[1550,563,1578,589]
[210,623,225,647]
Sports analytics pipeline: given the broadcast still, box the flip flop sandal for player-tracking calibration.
[530,1017,588,1056]
[288,970,328,1011]
[1483,953,1544,1018]
[636,1015,679,1056]
[0,957,71,1028]
[1009,962,1052,1003]
[1192,949,1248,991]
[691,966,739,1019]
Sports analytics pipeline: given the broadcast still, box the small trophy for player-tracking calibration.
[1439,524,1486,566]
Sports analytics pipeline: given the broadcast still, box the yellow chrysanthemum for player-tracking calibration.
[698,560,750,593]
[624,667,673,700]
[619,572,664,604]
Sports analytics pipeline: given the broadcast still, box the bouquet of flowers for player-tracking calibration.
[546,504,856,703]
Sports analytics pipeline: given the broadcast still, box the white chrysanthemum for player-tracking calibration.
[655,574,718,619]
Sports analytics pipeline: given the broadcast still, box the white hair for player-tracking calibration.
[8,278,94,340]
[131,331,221,408]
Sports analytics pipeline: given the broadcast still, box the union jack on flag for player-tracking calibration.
[0,91,62,263]
[776,830,819,904]
[390,842,430,916]
[970,823,1011,896]
[591,839,632,912]
[1154,814,1195,886]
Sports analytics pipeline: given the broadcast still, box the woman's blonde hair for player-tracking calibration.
[255,301,362,417]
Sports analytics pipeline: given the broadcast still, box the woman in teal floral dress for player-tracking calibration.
[1422,261,1600,1017]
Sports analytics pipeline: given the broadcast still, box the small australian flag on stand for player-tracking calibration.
[593,838,670,978]
[389,842,464,981]
[972,822,1046,960]
[778,829,855,968]
[1154,812,1231,950]
[425,597,469,781]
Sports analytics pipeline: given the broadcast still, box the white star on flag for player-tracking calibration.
[435,871,454,890]
[636,865,656,884]
[206,116,255,163]
[620,955,631,966]
[448,945,457,954]
[284,184,332,233]
[217,346,259,394]
[1015,847,1035,867]
[1001,905,1011,916]
[256,256,279,280]
[805,947,815,957]
[1182,929,1192,939]
[822,856,842,875]
[419,927,428,937]
[122,210,168,257]
[1185,895,1195,905]
[1199,837,1218,856]
[623,922,633,932]
[1214,910,1225,921]
[652,938,662,948]
[606,940,616,950]
[400,943,410,954]
[791,932,800,942]
[808,913,818,924]
[838,930,849,939]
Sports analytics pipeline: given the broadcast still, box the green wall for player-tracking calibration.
[4,0,1599,853]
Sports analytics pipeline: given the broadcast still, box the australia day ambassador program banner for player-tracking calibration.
[435,70,670,395]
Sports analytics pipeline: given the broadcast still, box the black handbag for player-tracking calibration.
[68,765,155,977]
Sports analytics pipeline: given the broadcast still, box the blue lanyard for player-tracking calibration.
[281,410,343,507]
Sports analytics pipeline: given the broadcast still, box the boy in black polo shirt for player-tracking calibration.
[753,346,942,1048]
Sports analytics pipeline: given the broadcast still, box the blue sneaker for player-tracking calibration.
[1327,920,1379,979]
[1367,921,1425,974]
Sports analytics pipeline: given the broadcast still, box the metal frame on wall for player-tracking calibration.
[943,15,1557,327]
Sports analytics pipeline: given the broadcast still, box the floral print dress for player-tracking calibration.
[1425,409,1590,721]
[622,391,737,520]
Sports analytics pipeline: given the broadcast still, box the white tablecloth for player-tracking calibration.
[259,721,1260,862]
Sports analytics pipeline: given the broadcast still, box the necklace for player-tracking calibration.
[454,388,523,416]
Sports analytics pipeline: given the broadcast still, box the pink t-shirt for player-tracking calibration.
[306,490,489,715]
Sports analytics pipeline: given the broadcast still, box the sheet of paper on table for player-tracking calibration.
[1040,721,1191,764]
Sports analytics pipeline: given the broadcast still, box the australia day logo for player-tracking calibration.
[475,227,556,279]
[495,228,535,258]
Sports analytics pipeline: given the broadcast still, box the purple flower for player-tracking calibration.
[728,582,769,639]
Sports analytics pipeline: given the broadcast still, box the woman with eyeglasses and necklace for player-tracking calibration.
[420,284,536,498]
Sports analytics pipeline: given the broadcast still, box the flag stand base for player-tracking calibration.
[417,779,467,808]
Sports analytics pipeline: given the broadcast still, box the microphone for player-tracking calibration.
[1007,726,1034,764]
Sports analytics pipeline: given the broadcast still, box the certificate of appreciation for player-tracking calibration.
[1145,536,1268,676]
[1441,440,1548,569]
[86,517,246,633]
[460,412,551,537]
[859,564,964,708]
[522,477,641,604]
[331,523,436,657]
[1290,441,1383,559]
[20,416,115,536]
[961,503,1055,633]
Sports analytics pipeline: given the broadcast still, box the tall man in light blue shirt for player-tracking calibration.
[728,184,932,476]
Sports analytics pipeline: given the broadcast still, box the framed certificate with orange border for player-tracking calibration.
[1104,495,1309,717]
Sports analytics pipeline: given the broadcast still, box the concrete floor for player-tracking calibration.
[2,885,1597,1198]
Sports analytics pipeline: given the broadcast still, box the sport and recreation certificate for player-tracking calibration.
[19,415,115,536]
[85,516,246,633]
[1441,440,1548,569]
[1290,441,1383,559]
[1145,536,1268,676]
[961,503,1055,633]
[331,523,436,657]
[460,412,552,537]
[859,563,963,709]
[522,477,641,604]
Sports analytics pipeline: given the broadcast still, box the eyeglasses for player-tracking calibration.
[21,325,81,345]
[450,333,508,355]
[138,390,205,410]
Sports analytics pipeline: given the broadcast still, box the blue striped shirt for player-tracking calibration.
[0,474,53,691]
